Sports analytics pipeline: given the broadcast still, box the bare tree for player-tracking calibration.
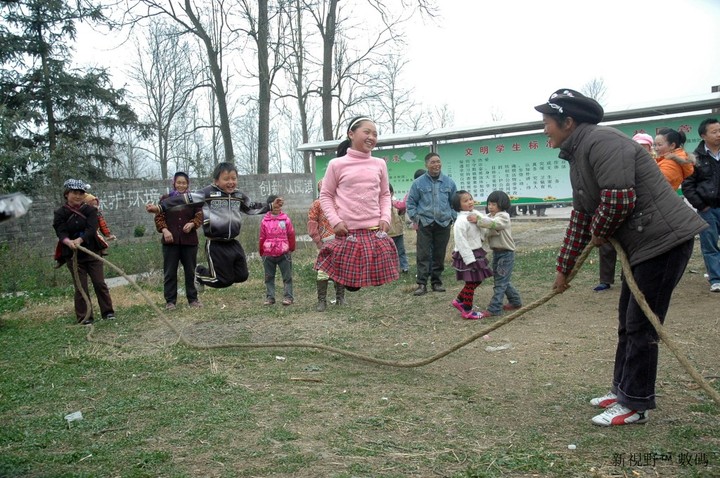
[304,0,437,141]
[111,128,152,179]
[130,20,200,179]
[430,104,454,129]
[121,0,238,162]
[235,0,290,174]
[367,54,417,134]
[581,77,608,105]
[490,106,504,123]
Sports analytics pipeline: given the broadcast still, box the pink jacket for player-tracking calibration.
[259,211,296,257]
[319,148,391,230]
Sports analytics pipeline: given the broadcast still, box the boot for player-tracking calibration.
[335,282,346,306]
[316,280,328,312]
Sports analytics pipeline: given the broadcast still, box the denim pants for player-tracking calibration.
[263,254,293,300]
[487,250,522,314]
[416,222,451,285]
[392,234,409,271]
[698,207,720,284]
[612,238,694,411]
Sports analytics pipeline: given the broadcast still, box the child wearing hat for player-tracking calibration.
[53,179,115,324]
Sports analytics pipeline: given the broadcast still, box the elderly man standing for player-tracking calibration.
[406,152,457,296]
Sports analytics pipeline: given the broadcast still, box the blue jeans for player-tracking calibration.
[263,254,293,300]
[392,235,409,271]
[698,208,720,284]
[612,238,693,410]
[487,250,521,314]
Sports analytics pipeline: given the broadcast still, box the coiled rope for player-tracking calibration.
[73,241,719,406]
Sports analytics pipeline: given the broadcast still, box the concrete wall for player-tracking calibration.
[0,174,316,247]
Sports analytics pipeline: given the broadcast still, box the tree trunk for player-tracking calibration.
[321,0,338,141]
[184,0,234,163]
[256,0,270,174]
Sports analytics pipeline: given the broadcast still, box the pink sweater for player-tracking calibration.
[319,148,391,230]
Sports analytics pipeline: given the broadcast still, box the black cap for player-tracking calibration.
[534,88,604,124]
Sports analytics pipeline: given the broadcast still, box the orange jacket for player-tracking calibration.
[656,148,694,190]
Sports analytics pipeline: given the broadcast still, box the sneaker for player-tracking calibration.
[591,403,648,426]
[502,304,522,311]
[593,282,611,292]
[451,299,465,313]
[461,309,482,320]
[477,310,496,318]
[165,303,176,311]
[103,313,116,320]
[264,298,276,305]
[710,283,720,292]
[431,283,446,292]
[79,317,94,325]
[589,391,618,408]
[188,301,203,308]
[282,297,293,306]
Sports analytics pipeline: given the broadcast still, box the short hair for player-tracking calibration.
[267,194,279,205]
[212,162,237,180]
[486,190,511,212]
[451,190,472,212]
[424,152,440,163]
[699,118,720,137]
[389,183,394,194]
[414,169,425,179]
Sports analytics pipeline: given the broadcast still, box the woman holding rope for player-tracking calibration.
[535,89,707,426]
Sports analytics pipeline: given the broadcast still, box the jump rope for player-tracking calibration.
[72,241,720,406]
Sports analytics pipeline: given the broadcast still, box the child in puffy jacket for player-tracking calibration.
[259,195,296,305]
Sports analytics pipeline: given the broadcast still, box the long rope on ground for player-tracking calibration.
[74,243,719,406]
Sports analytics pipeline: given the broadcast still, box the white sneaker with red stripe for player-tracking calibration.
[591,403,648,426]
[589,391,618,408]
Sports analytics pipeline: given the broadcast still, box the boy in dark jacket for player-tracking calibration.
[147,163,282,289]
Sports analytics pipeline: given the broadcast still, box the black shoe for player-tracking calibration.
[103,313,116,320]
[431,283,446,292]
[413,284,427,296]
[79,317,94,325]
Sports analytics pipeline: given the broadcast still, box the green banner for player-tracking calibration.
[314,113,710,204]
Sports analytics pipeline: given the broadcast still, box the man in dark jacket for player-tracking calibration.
[681,118,720,292]
[535,89,707,427]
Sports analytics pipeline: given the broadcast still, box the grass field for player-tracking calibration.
[1,224,718,477]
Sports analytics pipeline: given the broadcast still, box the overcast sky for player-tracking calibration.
[75,0,720,130]
[402,0,720,126]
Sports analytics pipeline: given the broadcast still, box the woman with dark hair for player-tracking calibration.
[153,172,203,310]
[535,89,707,426]
[654,127,695,190]
[315,116,399,290]
[53,179,115,325]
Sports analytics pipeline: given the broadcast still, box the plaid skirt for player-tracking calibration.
[452,248,493,283]
[315,229,399,288]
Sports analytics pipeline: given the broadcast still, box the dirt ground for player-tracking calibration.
[21,211,719,477]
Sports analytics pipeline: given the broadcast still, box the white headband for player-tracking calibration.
[348,117,373,134]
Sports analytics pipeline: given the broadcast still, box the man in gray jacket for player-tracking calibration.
[535,88,707,427]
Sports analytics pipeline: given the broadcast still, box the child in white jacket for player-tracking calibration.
[470,190,522,318]
[450,190,493,320]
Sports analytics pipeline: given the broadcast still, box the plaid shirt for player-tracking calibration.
[556,188,635,274]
